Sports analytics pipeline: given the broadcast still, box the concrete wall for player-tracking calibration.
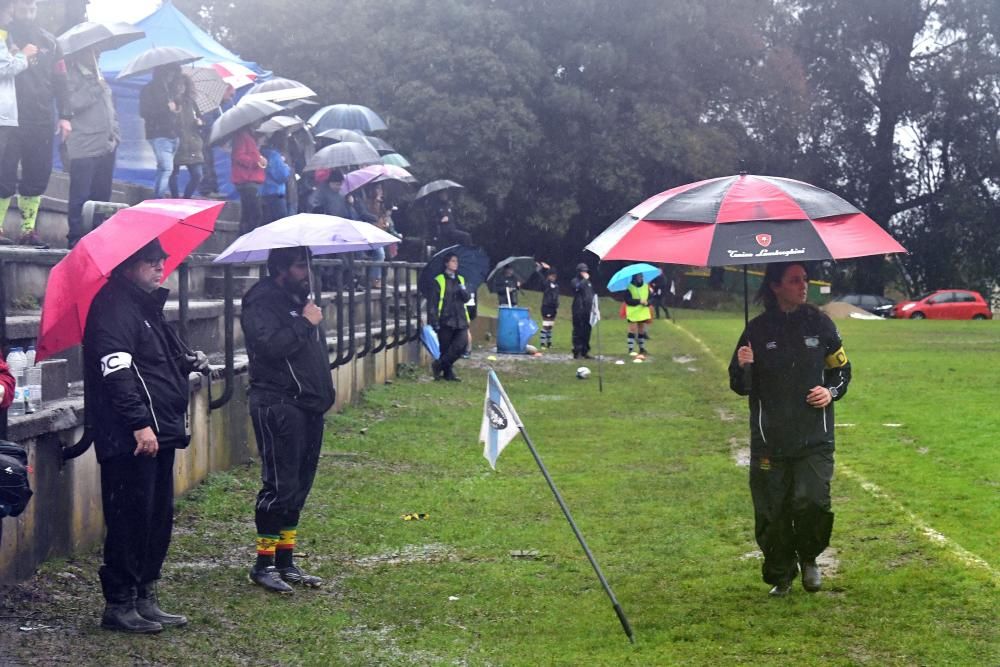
[0,339,427,584]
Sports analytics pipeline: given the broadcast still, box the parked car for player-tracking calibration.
[831,293,896,317]
[893,290,993,320]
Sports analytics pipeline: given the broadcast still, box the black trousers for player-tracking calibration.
[437,324,468,377]
[572,314,592,356]
[0,123,55,198]
[749,450,834,586]
[99,448,176,602]
[236,182,262,234]
[67,150,116,246]
[251,400,325,536]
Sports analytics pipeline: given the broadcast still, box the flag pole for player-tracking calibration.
[596,299,603,393]
[517,425,634,643]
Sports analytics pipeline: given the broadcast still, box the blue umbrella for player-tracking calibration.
[308,104,388,133]
[418,245,490,297]
[421,324,441,360]
[606,263,662,292]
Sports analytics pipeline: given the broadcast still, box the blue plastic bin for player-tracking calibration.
[497,306,536,354]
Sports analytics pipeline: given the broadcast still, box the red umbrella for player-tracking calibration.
[585,173,906,265]
[37,199,226,361]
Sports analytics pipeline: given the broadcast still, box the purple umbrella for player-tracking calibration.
[341,165,415,194]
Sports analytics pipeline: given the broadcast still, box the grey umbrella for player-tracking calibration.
[258,115,306,135]
[303,141,381,172]
[365,136,396,153]
[57,21,145,57]
[414,179,464,201]
[240,77,317,104]
[315,128,371,146]
[116,46,202,79]
[209,99,284,145]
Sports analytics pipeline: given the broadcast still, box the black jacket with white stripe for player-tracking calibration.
[728,305,851,458]
[241,277,336,414]
[83,276,192,462]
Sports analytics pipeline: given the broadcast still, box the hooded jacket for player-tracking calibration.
[83,276,192,462]
[64,55,119,160]
[571,274,595,317]
[728,305,851,458]
[139,75,180,139]
[241,277,336,413]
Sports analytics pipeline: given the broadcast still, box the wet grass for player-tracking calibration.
[1,304,997,666]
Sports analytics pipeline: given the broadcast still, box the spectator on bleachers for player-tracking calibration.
[260,132,292,223]
[63,46,118,248]
[231,126,266,233]
[167,74,203,199]
[139,64,182,198]
[0,0,69,248]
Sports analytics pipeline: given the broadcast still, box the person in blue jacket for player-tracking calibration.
[260,132,292,223]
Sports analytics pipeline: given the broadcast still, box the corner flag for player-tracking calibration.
[589,295,601,327]
[479,370,523,469]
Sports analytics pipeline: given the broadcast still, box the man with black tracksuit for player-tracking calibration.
[83,238,207,633]
[428,252,470,382]
[0,0,71,247]
[241,246,335,593]
[729,262,851,596]
[571,262,595,359]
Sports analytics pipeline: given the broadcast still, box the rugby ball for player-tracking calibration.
[576,366,591,379]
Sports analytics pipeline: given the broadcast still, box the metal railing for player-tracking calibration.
[0,247,426,442]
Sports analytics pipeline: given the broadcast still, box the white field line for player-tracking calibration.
[671,320,1000,582]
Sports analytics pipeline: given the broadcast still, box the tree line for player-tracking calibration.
[52,0,1000,296]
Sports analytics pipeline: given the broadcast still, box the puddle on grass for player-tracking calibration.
[672,355,698,364]
[351,543,458,568]
[729,437,750,467]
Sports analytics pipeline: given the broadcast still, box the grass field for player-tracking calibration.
[2,291,997,666]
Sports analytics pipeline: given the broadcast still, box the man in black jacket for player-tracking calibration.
[428,252,470,382]
[729,262,851,597]
[241,246,336,593]
[139,64,181,198]
[0,0,71,247]
[571,263,595,359]
[83,238,206,633]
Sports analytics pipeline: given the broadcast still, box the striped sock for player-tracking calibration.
[638,333,647,351]
[255,534,279,569]
[275,528,297,568]
[627,332,636,352]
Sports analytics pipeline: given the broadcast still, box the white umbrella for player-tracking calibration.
[213,214,400,264]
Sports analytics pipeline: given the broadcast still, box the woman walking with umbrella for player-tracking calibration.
[728,262,851,596]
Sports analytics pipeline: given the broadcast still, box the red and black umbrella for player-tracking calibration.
[586,173,906,266]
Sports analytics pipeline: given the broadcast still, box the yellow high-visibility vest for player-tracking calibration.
[626,283,651,322]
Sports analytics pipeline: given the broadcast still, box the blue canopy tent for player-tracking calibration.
[58,1,271,197]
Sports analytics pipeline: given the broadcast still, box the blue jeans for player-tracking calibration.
[150,137,179,197]
[367,244,385,283]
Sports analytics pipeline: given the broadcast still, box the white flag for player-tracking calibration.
[683,289,693,302]
[479,370,523,469]
[670,280,676,295]
[589,295,601,327]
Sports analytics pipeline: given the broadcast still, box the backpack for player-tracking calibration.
[0,440,32,519]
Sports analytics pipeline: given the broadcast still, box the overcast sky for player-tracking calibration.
[86,0,161,23]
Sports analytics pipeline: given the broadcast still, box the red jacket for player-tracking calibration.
[0,358,14,409]
[230,129,265,185]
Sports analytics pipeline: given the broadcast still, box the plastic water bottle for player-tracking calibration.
[6,347,27,416]
[24,346,40,412]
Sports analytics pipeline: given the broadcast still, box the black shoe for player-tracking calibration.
[768,581,792,597]
[249,565,294,594]
[101,601,164,634]
[573,352,580,359]
[582,354,593,359]
[431,360,442,380]
[801,559,822,592]
[277,564,323,588]
[136,585,188,627]
[638,348,648,355]
[444,374,461,382]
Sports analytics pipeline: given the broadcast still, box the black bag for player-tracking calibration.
[0,440,33,518]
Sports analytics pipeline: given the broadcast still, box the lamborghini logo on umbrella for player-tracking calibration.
[755,234,772,248]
